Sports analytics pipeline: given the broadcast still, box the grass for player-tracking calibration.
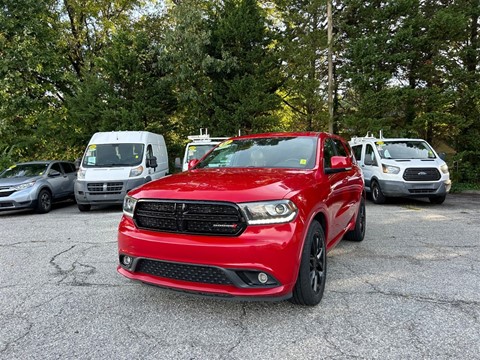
[450,182,480,193]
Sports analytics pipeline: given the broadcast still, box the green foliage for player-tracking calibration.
[274,0,329,131]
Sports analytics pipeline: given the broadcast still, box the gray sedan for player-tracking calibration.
[0,161,77,213]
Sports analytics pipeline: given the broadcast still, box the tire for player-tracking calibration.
[429,195,446,204]
[35,189,52,214]
[290,220,327,306]
[344,198,366,241]
[78,204,91,212]
[371,180,386,204]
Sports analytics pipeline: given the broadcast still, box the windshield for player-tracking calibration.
[0,163,48,178]
[186,144,217,162]
[82,143,145,167]
[195,136,317,169]
[376,141,436,160]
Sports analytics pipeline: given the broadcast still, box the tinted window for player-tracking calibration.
[323,138,336,168]
[61,162,76,173]
[352,145,362,161]
[333,139,348,157]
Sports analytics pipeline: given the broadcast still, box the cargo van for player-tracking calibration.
[75,131,168,211]
[175,129,229,171]
[349,132,451,204]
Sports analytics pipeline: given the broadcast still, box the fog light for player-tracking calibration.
[122,256,133,266]
[258,272,268,284]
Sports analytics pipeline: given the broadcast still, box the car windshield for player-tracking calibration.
[377,141,436,160]
[82,143,145,167]
[0,163,48,178]
[186,144,217,162]
[195,136,317,169]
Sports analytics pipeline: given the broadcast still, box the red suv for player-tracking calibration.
[117,132,366,306]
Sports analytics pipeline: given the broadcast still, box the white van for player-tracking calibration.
[349,132,451,204]
[75,131,168,211]
[175,129,229,171]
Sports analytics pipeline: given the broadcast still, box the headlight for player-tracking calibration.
[239,200,298,225]
[77,169,86,179]
[382,164,400,174]
[13,181,36,190]
[123,196,138,217]
[440,164,449,174]
[129,166,144,177]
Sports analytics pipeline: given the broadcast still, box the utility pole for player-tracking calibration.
[327,0,334,134]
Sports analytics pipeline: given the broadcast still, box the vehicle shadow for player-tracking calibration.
[0,199,77,217]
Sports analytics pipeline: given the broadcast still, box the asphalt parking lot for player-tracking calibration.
[1,193,479,359]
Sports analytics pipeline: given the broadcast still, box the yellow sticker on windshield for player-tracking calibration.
[88,144,97,150]
[219,140,232,147]
[9,165,16,169]
[300,159,307,165]
[376,141,384,145]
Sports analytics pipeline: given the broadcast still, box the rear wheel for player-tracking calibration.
[371,181,386,204]
[78,204,91,212]
[344,198,366,241]
[291,220,326,306]
[36,189,52,214]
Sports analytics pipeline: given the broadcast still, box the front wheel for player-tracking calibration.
[290,220,327,306]
[78,204,91,212]
[36,189,52,214]
[371,181,386,204]
[429,195,446,204]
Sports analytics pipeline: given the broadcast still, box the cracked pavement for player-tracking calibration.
[1,194,479,359]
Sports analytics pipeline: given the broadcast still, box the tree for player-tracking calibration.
[274,0,330,131]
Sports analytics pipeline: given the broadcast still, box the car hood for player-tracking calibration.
[130,168,315,203]
[0,176,41,187]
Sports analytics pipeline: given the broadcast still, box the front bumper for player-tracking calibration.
[0,188,37,211]
[378,179,451,198]
[117,216,304,299]
[75,178,146,205]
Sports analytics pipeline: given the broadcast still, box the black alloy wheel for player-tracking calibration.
[344,198,366,241]
[291,220,327,306]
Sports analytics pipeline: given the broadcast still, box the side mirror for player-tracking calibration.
[188,159,199,170]
[175,157,182,169]
[146,156,157,168]
[438,152,446,161]
[325,156,352,174]
[49,169,61,177]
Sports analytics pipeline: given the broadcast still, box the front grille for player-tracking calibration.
[0,202,14,208]
[87,182,123,194]
[134,200,247,236]
[135,259,233,285]
[0,189,15,197]
[403,168,441,181]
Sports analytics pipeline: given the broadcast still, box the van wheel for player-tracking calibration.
[78,204,91,212]
[429,195,446,204]
[371,181,386,204]
[290,220,326,306]
[36,189,52,214]
[344,198,366,241]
